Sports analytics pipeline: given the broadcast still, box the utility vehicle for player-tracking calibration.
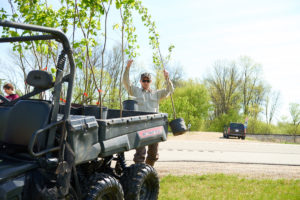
[0,20,168,200]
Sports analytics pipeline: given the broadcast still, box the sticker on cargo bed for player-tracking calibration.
[138,126,164,138]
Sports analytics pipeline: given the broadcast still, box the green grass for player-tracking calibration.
[159,174,300,200]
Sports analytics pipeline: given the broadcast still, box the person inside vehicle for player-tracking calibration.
[3,83,19,101]
[123,59,174,167]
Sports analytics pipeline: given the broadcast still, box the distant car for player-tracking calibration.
[223,123,246,139]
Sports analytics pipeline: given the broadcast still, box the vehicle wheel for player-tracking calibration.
[66,186,79,200]
[120,163,159,200]
[114,161,123,177]
[241,136,245,140]
[238,136,241,139]
[85,173,124,200]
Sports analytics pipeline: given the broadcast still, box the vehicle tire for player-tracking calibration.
[241,136,245,140]
[114,161,123,177]
[85,173,124,200]
[66,186,79,200]
[120,163,159,200]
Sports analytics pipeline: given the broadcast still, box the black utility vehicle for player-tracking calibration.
[0,20,168,200]
[223,122,246,139]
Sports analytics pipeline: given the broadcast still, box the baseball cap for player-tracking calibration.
[140,72,151,80]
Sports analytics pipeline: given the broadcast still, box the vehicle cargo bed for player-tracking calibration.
[97,109,168,156]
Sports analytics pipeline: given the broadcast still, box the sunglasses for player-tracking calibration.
[142,79,151,83]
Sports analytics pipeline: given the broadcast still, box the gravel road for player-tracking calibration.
[154,161,300,179]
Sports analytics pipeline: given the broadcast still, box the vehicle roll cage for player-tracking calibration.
[0,20,75,120]
[0,20,76,157]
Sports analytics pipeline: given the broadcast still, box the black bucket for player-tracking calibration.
[169,118,187,136]
[83,105,108,119]
[59,103,84,115]
[122,100,138,111]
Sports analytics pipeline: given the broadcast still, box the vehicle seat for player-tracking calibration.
[2,100,52,149]
[0,107,12,142]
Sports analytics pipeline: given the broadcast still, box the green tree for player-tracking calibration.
[167,63,185,88]
[0,0,163,107]
[205,60,241,118]
[237,56,270,126]
[238,56,265,117]
[207,109,242,132]
[247,118,277,134]
[204,57,273,132]
[264,89,280,125]
[289,103,300,135]
[160,79,211,131]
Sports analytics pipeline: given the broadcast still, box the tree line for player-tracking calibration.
[0,1,299,135]
[159,56,300,135]
[0,0,161,110]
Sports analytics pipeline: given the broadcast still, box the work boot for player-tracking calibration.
[145,159,155,167]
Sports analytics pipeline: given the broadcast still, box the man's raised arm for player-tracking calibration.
[122,59,134,95]
[158,70,174,100]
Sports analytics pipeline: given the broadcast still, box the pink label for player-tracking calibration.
[138,126,164,138]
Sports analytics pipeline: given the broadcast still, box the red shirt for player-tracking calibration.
[5,94,19,101]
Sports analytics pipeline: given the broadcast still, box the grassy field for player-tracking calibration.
[159,174,300,200]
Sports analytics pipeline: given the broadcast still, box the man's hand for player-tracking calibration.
[126,59,133,69]
[163,69,169,79]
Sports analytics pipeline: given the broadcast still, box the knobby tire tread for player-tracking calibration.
[85,173,124,200]
[120,163,159,200]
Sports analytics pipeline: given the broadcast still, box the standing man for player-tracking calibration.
[123,59,174,167]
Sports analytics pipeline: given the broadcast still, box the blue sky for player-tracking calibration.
[131,0,300,120]
[1,0,299,121]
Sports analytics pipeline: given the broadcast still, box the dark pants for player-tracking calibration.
[133,143,159,164]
